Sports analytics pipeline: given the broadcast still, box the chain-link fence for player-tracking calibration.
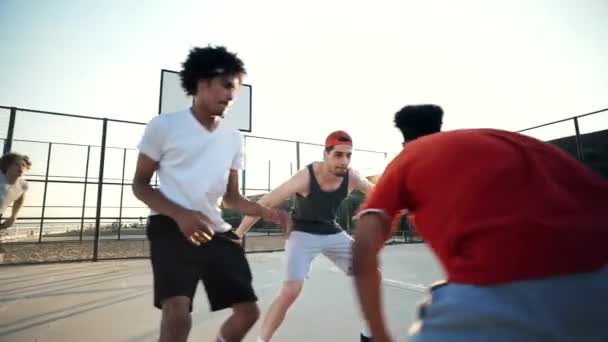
[2,105,605,265]
[517,108,608,179]
[0,106,388,264]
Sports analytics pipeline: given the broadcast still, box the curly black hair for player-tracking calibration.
[179,46,247,96]
[394,104,443,141]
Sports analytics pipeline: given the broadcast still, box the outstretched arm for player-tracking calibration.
[223,170,292,230]
[234,169,308,237]
[132,153,188,220]
[350,168,375,194]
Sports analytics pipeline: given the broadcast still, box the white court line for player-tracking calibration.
[329,266,428,294]
[381,278,428,294]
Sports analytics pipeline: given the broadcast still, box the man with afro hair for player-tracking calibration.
[133,46,289,342]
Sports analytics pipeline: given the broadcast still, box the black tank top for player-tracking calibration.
[291,163,349,235]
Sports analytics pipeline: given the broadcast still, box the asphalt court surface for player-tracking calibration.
[0,243,444,341]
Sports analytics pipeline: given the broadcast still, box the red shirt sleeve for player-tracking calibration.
[357,152,411,228]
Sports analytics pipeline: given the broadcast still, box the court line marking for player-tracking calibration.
[328,266,428,294]
[381,278,427,294]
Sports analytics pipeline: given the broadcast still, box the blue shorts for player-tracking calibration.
[410,266,608,342]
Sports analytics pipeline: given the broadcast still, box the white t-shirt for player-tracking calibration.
[0,172,28,215]
[137,109,244,233]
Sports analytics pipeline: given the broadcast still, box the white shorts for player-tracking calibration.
[284,230,353,281]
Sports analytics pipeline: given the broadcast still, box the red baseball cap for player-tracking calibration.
[325,130,353,148]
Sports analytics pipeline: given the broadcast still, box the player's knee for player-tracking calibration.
[161,298,192,332]
[280,281,303,304]
[233,302,260,326]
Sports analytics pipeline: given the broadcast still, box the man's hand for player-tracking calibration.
[173,209,215,246]
[233,236,244,246]
[229,230,245,245]
[261,208,291,235]
[0,217,15,230]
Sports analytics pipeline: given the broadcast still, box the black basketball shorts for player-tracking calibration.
[146,214,257,312]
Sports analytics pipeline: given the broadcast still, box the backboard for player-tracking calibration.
[158,69,252,132]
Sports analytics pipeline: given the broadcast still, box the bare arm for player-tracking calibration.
[223,170,288,229]
[0,193,26,229]
[10,194,25,219]
[235,169,308,237]
[222,170,271,217]
[131,153,186,219]
[351,153,412,342]
[131,153,215,245]
[350,168,375,194]
[352,212,393,341]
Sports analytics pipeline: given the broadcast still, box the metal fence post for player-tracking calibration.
[296,141,300,171]
[93,119,108,261]
[573,117,585,161]
[241,169,247,196]
[118,148,127,240]
[267,160,271,191]
[38,143,52,243]
[242,135,247,196]
[79,146,91,242]
[3,107,16,154]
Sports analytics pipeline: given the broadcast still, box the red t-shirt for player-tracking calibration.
[359,128,608,285]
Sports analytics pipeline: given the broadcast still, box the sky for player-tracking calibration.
[0,0,607,226]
